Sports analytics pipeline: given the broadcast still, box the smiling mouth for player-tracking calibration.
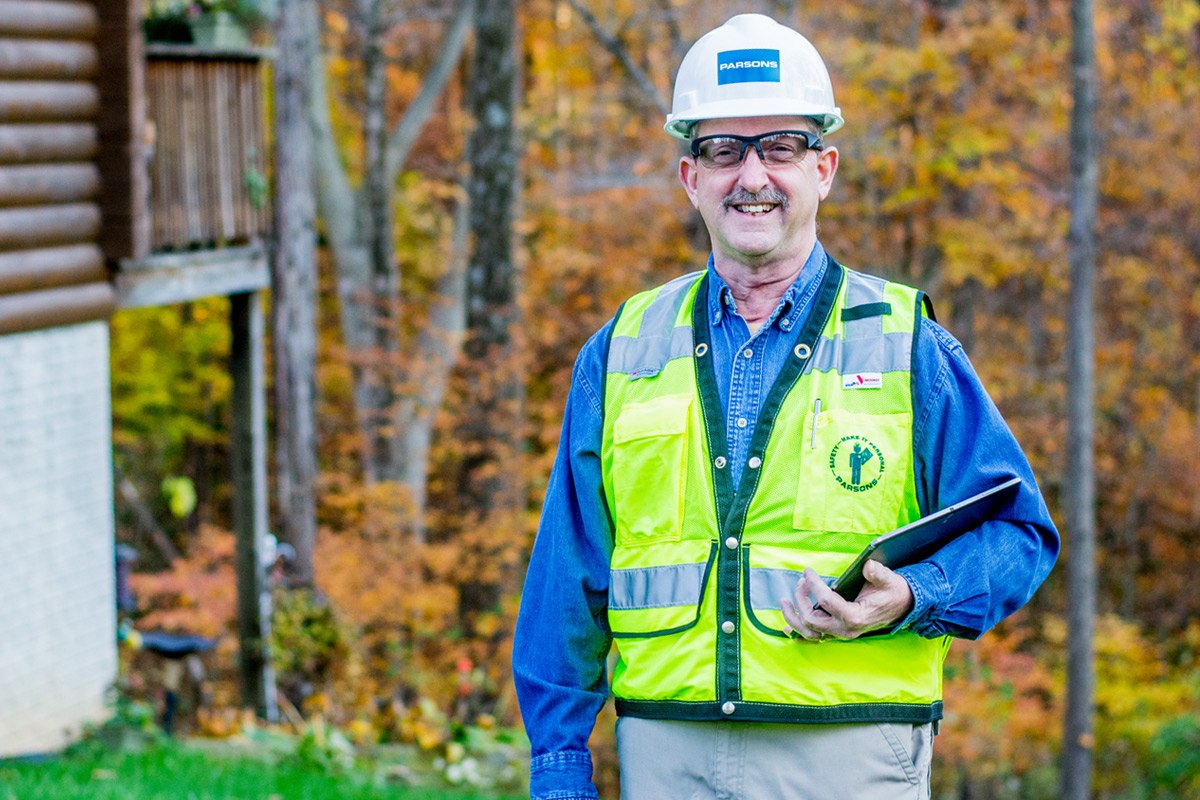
[724,188,787,215]
[732,203,777,215]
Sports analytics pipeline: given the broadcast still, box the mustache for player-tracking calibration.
[722,187,788,208]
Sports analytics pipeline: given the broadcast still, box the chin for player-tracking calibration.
[722,238,781,260]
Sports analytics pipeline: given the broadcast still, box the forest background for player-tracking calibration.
[114,0,1200,797]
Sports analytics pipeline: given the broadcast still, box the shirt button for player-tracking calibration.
[748,456,762,469]
[724,536,739,550]
[714,456,727,469]
[743,348,753,359]
[736,417,748,428]
[721,620,736,634]
[722,701,736,715]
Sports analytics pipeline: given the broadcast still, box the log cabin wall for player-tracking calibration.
[0,0,117,335]
[0,1,275,754]
[0,0,122,755]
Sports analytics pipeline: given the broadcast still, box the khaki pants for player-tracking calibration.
[616,717,933,800]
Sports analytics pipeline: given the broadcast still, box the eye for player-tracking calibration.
[762,136,802,160]
[703,139,741,162]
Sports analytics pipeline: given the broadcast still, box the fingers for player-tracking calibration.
[781,565,913,641]
[780,597,824,641]
[862,558,897,587]
[846,560,914,631]
[804,566,851,616]
[780,568,842,641]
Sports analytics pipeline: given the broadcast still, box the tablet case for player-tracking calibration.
[830,476,1022,601]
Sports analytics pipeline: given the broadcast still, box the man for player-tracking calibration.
[513,14,1058,800]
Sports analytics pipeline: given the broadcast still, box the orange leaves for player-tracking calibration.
[939,619,1057,778]
[938,613,1200,795]
[130,524,238,639]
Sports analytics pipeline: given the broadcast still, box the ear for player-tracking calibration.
[816,146,839,201]
[678,156,700,209]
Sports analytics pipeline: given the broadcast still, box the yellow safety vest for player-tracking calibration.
[601,260,950,724]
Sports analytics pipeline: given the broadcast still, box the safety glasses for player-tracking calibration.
[689,130,823,169]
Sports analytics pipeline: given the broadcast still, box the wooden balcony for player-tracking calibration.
[1,4,274,323]
[144,45,269,253]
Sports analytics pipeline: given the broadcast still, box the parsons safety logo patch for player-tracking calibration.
[828,435,885,492]
[717,49,781,85]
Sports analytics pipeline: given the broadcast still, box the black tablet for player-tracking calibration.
[830,477,1022,601]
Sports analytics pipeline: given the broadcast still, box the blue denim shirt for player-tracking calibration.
[512,243,1060,800]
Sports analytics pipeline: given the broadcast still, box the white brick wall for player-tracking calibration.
[0,322,117,757]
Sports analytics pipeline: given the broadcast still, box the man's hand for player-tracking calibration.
[779,561,914,641]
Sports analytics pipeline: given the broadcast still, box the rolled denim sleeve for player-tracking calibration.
[898,318,1060,639]
[513,325,615,800]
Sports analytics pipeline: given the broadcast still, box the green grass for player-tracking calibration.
[0,740,523,800]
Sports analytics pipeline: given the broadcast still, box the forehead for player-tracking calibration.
[692,115,815,138]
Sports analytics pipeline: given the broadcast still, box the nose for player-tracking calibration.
[737,147,771,193]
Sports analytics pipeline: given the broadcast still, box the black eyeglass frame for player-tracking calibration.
[689,129,824,167]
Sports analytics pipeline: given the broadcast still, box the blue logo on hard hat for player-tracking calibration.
[717,49,781,85]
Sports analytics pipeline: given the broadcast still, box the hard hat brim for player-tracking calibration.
[664,100,844,140]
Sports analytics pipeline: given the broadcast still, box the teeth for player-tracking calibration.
[736,204,774,214]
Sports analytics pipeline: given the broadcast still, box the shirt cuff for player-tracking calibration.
[530,749,600,800]
[895,561,951,637]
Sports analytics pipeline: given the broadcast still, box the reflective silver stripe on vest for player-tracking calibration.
[809,331,914,375]
[610,561,708,610]
[608,326,694,377]
[748,567,805,611]
[639,272,702,337]
[846,271,887,306]
[843,271,888,340]
[607,272,702,377]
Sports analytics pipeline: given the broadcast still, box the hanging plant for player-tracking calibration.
[143,0,273,45]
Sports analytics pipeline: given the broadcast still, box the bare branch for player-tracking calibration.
[307,0,377,476]
[656,0,688,69]
[401,186,469,543]
[564,0,670,117]
[114,464,181,563]
[772,0,798,23]
[306,0,360,266]
[385,0,474,181]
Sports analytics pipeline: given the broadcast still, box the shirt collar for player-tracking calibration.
[706,241,828,332]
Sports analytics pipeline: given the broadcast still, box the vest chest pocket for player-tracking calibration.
[793,408,913,534]
[612,394,692,545]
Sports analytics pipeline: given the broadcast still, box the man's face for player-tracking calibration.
[679,115,838,271]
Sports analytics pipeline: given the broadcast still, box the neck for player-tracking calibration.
[713,251,812,329]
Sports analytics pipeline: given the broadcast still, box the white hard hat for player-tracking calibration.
[664,14,844,140]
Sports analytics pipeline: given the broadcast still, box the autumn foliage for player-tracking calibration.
[111,0,1200,796]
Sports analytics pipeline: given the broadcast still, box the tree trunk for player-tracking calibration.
[359,0,404,485]
[271,0,319,586]
[1062,0,1099,794]
[456,0,521,615]
[306,0,378,478]
[466,0,518,355]
[401,190,469,543]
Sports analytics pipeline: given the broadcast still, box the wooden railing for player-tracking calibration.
[144,45,269,253]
